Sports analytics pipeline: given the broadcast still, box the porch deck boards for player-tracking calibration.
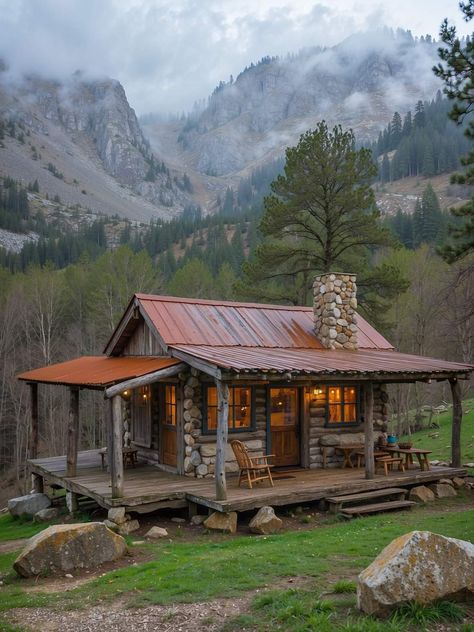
[29,449,466,513]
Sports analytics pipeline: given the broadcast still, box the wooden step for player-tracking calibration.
[341,500,416,518]
[326,487,407,512]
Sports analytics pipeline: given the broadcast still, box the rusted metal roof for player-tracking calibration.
[169,344,473,376]
[134,294,393,350]
[17,356,180,388]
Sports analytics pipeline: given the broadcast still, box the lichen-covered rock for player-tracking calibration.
[429,483,457,498]
[409,485,435,503]
[249,506,282,535]
[204,511,237,533]
[357,530,474,616]
[13,522,127,577]
[8,493,51,518]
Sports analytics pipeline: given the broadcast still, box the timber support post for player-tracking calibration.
[450,378,462,468]
[110,395,124,498]
[215,379,229,501]
[66,387,80,477]
[364,382,375,479]
[29,382,39,460]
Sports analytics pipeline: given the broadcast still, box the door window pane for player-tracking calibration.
[164,385,177,426]
[270,388,297,426]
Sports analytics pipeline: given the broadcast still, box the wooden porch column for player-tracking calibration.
[66,387,80,477]
[450,378,462,468]
[215,380,229,501]
[110,395,124,498]
[28,382,39,460]
[364,383,375,480]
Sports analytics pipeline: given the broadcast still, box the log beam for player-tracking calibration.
[104,363,186,399]
[110,395,124,498]
[450,378,462,468]
[66,387,80,477]
[364,383,375,480]
[215,379,229,501]
[29,382,39,460]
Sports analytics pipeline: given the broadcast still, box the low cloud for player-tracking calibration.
[0,0,469,114]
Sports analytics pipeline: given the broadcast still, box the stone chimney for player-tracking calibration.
[313,273,358,350]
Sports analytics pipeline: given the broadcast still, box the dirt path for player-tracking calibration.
[4,596,251,632]
[0,538,28,554]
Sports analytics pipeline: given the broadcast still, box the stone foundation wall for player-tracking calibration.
[308,383,389,469]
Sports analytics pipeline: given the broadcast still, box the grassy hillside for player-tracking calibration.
[399,397,474,469]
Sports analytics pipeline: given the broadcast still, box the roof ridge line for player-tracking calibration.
[135,293,312,311]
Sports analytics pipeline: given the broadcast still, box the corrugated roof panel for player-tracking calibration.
[169,344,472,375]
[135,294,393,350]
[17,356,180,387]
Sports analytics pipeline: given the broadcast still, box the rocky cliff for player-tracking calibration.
[0,71,192,220]
[176,31,440,176]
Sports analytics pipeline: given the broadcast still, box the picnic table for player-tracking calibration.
[333,445,365,468]
[384,447,432,471]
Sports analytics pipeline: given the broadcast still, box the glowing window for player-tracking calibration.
[327,385,359,425]
[205,386,253,432]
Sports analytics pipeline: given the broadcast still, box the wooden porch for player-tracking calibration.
[29,449,466,514]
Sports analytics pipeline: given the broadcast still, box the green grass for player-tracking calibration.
[0,498,473,616]
[0,514,53,542]
[391,600,465,627]
[332,580,357,594]
[397,397,474,468]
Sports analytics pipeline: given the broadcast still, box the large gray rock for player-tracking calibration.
[204,511,237,534]
[108,507,127,525]
[8,493,51,518]
[249,506,283,535]
[358,530,474,616]
[13,522,127,577]
[145,526,168,539]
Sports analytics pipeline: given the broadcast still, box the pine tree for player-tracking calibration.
[389,112,402,149]
[414,101,426,128]
[381,154,390,182]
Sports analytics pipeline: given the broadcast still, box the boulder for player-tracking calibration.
[190,514,207,525]
[118,519,140,535]
[204,511,237,533]
[8,493,51,518]
[34,507,59,522]
[452,477,466,489]
[103,519,119,531]
[145,526,168,539]
[249,506,282,535]
[13,522,127,577]
[108,507,127,525]
[408,485,435,503]
[429,483,457,498]
[439,478,455,486]
[358,530,474,616]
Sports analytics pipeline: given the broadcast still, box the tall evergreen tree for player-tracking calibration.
[434,0,474,261]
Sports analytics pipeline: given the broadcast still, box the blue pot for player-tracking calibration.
[387,435,397,445]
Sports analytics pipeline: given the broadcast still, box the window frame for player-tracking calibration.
[161,383,177,428]
[324,384,361,428]
[202,384,256,434]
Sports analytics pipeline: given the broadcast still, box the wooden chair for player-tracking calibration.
[231,440,275,489]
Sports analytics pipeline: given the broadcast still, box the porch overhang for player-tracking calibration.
[17,355,182,389]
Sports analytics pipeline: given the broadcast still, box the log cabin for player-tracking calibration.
[18,273,473,515]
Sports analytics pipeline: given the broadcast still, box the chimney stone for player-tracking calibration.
[313,273,358,350]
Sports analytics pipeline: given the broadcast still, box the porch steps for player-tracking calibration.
[340,499,416,518]
[326,487,409,515]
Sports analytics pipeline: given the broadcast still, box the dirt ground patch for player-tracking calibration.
[3,596,251,632]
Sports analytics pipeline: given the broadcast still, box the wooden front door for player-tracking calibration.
[161,385,177,467]
[269,387,300,467]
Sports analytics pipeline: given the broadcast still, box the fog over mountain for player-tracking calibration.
[0,0,468,115]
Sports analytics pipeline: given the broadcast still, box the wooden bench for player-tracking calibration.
[326,487,407,513]
[340,499,416,518]
[376,456,404,476]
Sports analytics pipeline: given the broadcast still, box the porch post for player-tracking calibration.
[28,382,39,460]
[450,378,462,468]
[110,395,124,498]
[66,387,80,477]
[215,379,229,501]
[364,382,375,479]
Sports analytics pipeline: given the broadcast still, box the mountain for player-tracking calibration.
[144,30,441,183]
[0,71,193,221]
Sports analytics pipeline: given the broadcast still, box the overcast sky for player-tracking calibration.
[0,0,471,115]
